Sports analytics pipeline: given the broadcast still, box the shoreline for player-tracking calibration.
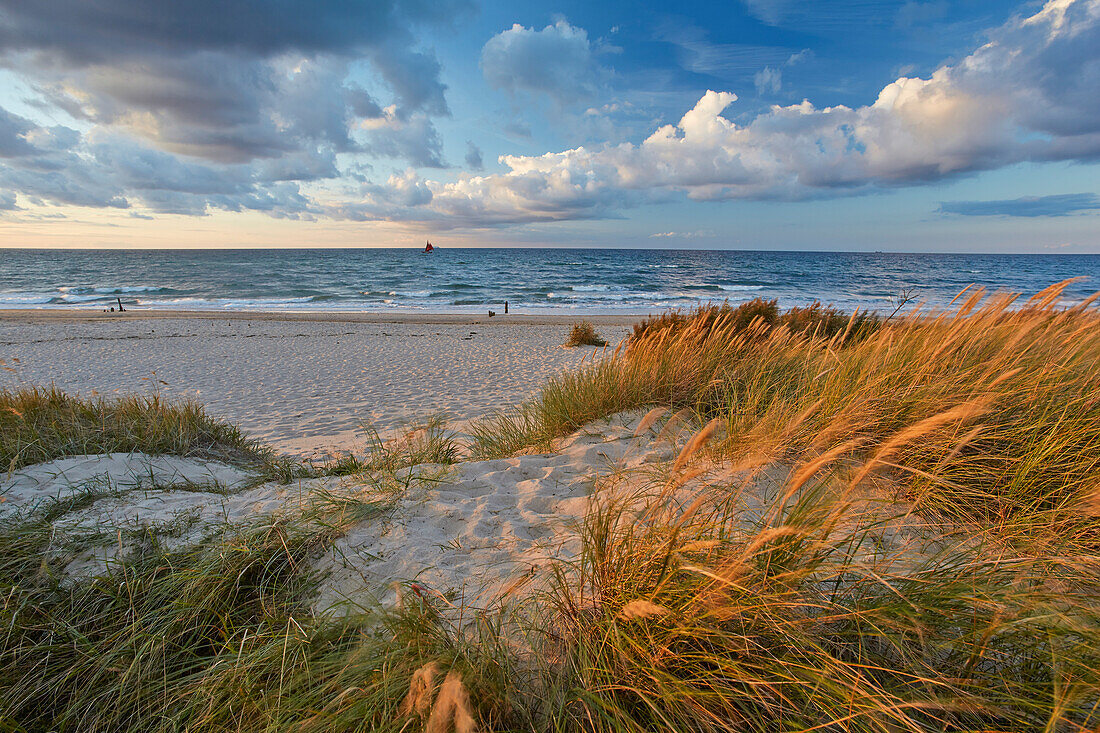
[0,308,643,326]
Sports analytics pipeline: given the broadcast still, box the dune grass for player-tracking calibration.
[565,321,608,347]
[320,415,461,476]
[631,296,881,342]
[0,386,298,478]
[471,282,1100,546]
[3,280,1100,730]
[535,471,1100,731]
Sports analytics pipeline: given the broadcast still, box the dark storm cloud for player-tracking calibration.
[0,0,465,217]
[0,0,469,62]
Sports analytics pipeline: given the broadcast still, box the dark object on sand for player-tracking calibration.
[505,301,509,314]
[488,310,496,317]
[117,297,125,312]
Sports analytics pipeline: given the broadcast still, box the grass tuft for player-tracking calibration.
[565,321,608,347]
[319,415,461,476]
[0,386,297,477]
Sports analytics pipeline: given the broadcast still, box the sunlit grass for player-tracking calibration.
[3,280,1100,730]
[472,281,1100,547]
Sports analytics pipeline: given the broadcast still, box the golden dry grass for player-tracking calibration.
[4,280,1100,731]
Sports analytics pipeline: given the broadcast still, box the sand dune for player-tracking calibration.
[1,407,965,618]
[0,413,671,602]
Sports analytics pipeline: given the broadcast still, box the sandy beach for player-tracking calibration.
[0,310,636,456]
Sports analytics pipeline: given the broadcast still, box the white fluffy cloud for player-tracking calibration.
[480,20,607,105]
[355,0,1100,227]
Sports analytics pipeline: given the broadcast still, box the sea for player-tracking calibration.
[0,248,1097,314]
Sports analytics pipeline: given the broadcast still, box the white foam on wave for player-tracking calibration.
[718,285,766,292]
[135,296,316,309]
[58,294,106,303]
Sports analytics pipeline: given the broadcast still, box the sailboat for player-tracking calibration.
[423,240,434,253]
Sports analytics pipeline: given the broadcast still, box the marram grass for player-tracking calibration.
[0,386,293,476]
[565,321,608,348]
[3,280,1100,731]
[471,281,1100,548]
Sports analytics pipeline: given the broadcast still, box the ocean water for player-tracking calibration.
[0,248,1097,314]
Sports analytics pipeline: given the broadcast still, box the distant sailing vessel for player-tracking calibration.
[423,240,434,253]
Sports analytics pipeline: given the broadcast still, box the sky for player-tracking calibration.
[0,0,1098,251]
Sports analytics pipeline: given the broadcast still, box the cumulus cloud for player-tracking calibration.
[939,193,1100,217]
[0,104,316,215]
[480,20,607,105]
[359,107,445,167]
[3,0,1100,231]
[0,107,39,157]
[350,0,1100,227]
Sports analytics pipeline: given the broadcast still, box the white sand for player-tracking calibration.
[0,453,254,517]
[0,313,634,456]
[311,411,678,612]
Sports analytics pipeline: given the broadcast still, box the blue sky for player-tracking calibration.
[0,0,1097,251]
